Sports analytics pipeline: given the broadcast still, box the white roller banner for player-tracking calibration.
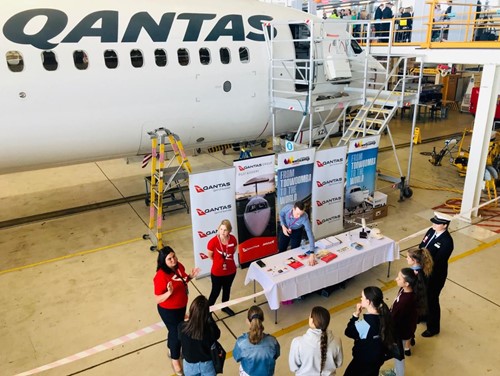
[189,167,237,277]
[311,147,347,238]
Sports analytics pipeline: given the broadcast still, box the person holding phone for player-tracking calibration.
[207,219,238,316]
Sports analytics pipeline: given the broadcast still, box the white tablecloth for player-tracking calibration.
[244,229,399,310]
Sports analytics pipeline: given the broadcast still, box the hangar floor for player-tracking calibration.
[1,109,499,376]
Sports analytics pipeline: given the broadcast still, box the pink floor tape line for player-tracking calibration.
[15,322,165,376]
[16,291,265,375]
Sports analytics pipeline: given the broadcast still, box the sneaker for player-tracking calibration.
[222,307,236,316]
[404,349,412,356]
[380,369,396,376]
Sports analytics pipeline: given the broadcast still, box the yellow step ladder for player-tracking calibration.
[143,128,190,251]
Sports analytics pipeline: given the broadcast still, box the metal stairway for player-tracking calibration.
[337,88,405,146]
[337,57,419,147]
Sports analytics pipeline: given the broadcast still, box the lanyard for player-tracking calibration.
[173,268,189,295]
[288,210,300,228]
[218,236,228,260]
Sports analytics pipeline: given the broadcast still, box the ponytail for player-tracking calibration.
[420,248,434,277]
[247,306,265,344]
[414,271,429,317]
[311,306,330,372]
[401,267,426,316]
[408,248,434,277]
[363,286,395,348]
[378,301,395,348]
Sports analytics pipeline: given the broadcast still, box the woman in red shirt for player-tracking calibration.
[154,246,200,375]
[207,219,238,316]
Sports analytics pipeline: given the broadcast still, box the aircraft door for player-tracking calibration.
[289,23,314,92]
[319,23,352,82]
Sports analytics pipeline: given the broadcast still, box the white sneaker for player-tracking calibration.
[380,369,396,376]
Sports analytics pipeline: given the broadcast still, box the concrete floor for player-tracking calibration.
[1,109,499,376]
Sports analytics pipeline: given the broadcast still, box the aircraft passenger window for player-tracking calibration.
[177,48,189,66]
[155,49,167,67]
[219,48,230,64]
[239,47,249,63]
[199,48,211,65]
[73,50,89,70]
[130,49,143,68]
[6,51,24,72]
[42,51,58,71]
[104,50,118,69]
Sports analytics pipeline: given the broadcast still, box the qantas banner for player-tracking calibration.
[233,154,276,265]
[345,136,380,211]
[276,147,315,227]
[312,147,347,238]
[189,167,237,277]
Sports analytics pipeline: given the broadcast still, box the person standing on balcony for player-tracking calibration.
[443,1,453,40]
[381,2,394,43]
[374,3,384,41]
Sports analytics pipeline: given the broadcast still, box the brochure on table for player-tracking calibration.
[259,229,388,279]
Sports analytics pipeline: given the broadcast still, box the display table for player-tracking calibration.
[245,229,399,311]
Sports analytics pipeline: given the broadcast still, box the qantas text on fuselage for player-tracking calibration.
[3,9,277,49]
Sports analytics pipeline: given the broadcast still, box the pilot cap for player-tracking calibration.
[430,211,453,225]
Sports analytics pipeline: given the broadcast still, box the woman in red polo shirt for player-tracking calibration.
[207,219,238,316]
[154,246,200,375]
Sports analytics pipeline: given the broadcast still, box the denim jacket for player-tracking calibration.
[233,333,280,376]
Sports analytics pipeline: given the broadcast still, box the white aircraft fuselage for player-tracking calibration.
[1,0,381,172]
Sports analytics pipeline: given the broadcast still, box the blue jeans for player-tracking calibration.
[183,360,216,376]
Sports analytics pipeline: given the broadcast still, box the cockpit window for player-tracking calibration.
[104,50,118,69]
[350,39,363,54]
[177,48,189,66]
[220,48,230,64]
[155,49,167,67]
[130,49,143,68]
[73,50,89,70]
[239,47,249,63]
[42,51,58,71]
[6,51,24,72]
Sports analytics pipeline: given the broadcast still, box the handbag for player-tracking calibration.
[210,340,226,374]
[386,340,405,361]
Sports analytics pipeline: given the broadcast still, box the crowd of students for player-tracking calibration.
[323,1,494,44]
[153,211,454,375]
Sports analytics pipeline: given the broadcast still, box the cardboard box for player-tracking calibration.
[366,191,388,208]
[372,205,388,220]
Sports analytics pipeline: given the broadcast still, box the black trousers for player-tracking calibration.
[278,227,303,253]
[426,274,447,333]
[157,305,186,359]
[344,359,383,376]
[208,272,236,306]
